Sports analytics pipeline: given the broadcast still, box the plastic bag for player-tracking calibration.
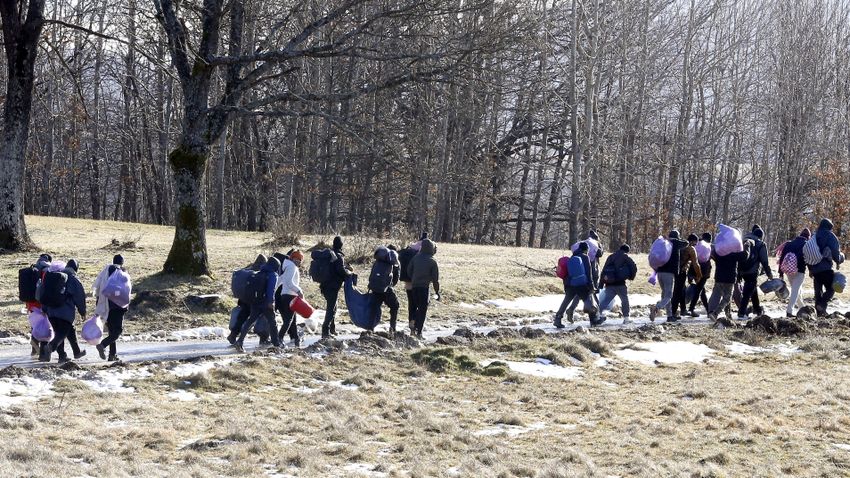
[29,308,54,343]
[648,271,658,286]
[759,278,786,295]
[715,224,744,257]
[571,238,600,260]
[648,237,673,270]
[834,272,846,294]
[81,315,105,345]
[695,241,711,264]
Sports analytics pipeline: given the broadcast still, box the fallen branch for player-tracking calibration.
[509,260,553,277]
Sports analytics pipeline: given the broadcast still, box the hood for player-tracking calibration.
[819,218,834,231]
[251,254,268,271]
[35,259,51,271]
[263,257,281,273]
[419,239,436,256]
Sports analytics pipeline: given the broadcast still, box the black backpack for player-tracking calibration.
[38,271,68,307]
[18,266,40,302]
[231,269,255,301]
[398,247,417,282]
[242,272,269,304]
[309,249,336,284]
[369,247,397,293]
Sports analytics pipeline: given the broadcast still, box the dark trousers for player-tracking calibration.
[277,294,299,344]
[46,317,73,360]
[373,289,400,331]
[738,274,761,317]
[320,283,341,336]
[100,307,127,357]
[673,273,688,316]
[688,275,710,312]
[228,301,252,343]
[410,287,430,336]
[238,305,280,347]
[813,270,835,314]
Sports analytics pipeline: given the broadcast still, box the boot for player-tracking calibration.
[648,305,658,322]
[96,344,106,360]
[38,343,51,362]
[226,332,237,345]
[107,354,120,362]
[58,356,70,365]
[30,338,39,357]
[74,350,87,359]
[233,341,245,353]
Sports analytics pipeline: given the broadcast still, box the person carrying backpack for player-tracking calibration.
[707,240,751,321]
[318,236,352,339]
[407,238,440,338]
[808,218,845,316]
[370,245,401,333]
[21,253,52,357]
[234,256,282,352]
[688,233,714,317]
[399,233,427,332]
[673,234,703,320]
[738,225,774,319]
[227,254,268,345]
[277,250,305,346]
[649,231,689,322]
[554,242,599,326]
[94,255,131,362]
[597,244,638,325]
[587,230,604,289]
[779,228,810,317]
[40,259,87,363]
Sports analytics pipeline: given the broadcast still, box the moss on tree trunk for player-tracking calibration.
[163,146,211,276]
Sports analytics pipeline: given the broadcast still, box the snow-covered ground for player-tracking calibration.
[479,358,583,380]
[614,341,715,365]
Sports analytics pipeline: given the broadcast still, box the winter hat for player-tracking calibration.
[266,256,281,272]
[702,233,713,242]
[578,241,589,252]
[289,250,304,262]
[38,253,52,263]
[668,230,680,239]
[387,244,398,251]
[752,224,764,240]
[820,218,834,231]
[588,230,599,240]
[113,254,124,266]
[420,232,429,241]
[66,259,79,272]
[801,228,812,239]
[620,244,630,253]
[333,236,344,250]
[687,233,699,242]
[251,254,268,270]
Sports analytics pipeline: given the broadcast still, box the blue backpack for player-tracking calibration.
[568,256,588,287]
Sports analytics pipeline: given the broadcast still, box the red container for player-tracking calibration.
[290,296,315,318]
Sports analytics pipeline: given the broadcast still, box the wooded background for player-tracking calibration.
[5,0,850,255]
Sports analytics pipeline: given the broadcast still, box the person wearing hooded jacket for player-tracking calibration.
[277,250,305,346]
[227,254,268,345]
[371,245,401,333]
[556,242,600,326]
[94,255,131,361]
[26,253,53,357]
[234,256,282,352]
[673,234,703,320]
[40,259,87,363]
[808,218,845,316]
[407,239,440,338]
[400,233,427,332]
[707,240,751,321]
[779,228,810,317]
[597,244,638,325]
[320,236,352,339]
[649,230,689,322]
[738,225,774,319]
[688,233,714,317]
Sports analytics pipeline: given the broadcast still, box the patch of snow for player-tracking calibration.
[726,342,801,356]
[292,385,320,394]
[458,302,485,309]
[76,367,152,393]
[833,443,850,451]
[170,327,228,340]
[0,337,30,346]
[484,293,657,313]
[169,359,234,378]
[168,389,199,401]
[479,358,583,380]
[474,422,546,437]
[773,343,801,356]
[327,380,360,391]
[446,466,461,477]
[342,463,388,477]
[0,376,53,407]
[614,341,714,365]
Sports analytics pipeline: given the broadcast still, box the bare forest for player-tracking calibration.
[2,0,850,273]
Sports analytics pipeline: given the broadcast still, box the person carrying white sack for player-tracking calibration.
[92,254,131,361]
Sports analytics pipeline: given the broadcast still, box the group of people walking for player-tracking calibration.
[19,254,131,364]
[554,218,845,327]
[227,234,442,350]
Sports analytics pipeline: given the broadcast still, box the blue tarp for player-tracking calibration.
[344,276,382,330]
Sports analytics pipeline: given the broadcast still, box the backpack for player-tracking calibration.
[568,256,588,287]
[556,256,570,280]
[399,247,417,282]
[18,266,40,302]
[37,271,68,308]
[309,249,337,284]
[780,252,799,276]
[231,269,255,300]
[803,235,823,266]
[369,247,397,293]
[243,272,269,304]
[102,269,132,308]
[600,261,619,285]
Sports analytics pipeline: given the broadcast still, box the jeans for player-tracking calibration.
[599,285,630,318]
[786,273,806,316]
[655,272,675,317]
[813,270,835,314]
[100,307,127,357]
[738,273,761,317]
[238,305,281,347]
[410,287,430,335]
[708,282,734,317]
[373,289,400,331]
[320,283,341,336]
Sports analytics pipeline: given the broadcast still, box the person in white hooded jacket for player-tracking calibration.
[275,250,304,347]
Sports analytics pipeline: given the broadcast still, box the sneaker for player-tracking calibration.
[688,310,699,318]
[38,344,52,363]
[590,317,607,327]
[226,333,237,345]
[648,305,658,322]
[107,355,120,362]
[622,317,633,325]
[74,350,87,360]
[234,342,245,353]
[58,357,71,365]
[786,313,795,319]
[96,344,106,360]
[667,316,680,323]
[566,311,574,324]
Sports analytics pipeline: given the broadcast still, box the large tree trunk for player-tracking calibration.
[163,143,210,275]
[0,0,45,250]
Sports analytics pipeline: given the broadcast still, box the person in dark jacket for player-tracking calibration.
[673,234,702,320]
[707,241,751,321]
[320,236,352,338]
[738,225,774,319]
[407,239,440,338]
[372,245,401,333]
[649,231,689,322]
[234,256,282,352]
[95,255,131,361]
[688,233,714,317]
[597,244,638,324]
[808,218,845,316]
[779,228,810,317]
[40,259,87,363]
[555,242,599,326]
[227,254,267,345]
[27,253,53,357]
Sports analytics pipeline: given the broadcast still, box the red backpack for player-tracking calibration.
[556,256,571,280]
